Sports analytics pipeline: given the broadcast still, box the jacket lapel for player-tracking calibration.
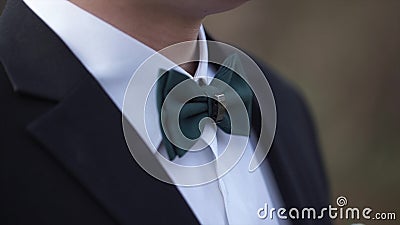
[26,74,199,225]
[0,1,198,224]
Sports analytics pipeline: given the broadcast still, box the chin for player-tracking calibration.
[203,0,250,15]
[170,0,250,18]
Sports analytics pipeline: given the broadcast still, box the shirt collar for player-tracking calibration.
[24,0,212,154]
[23,0,209,110]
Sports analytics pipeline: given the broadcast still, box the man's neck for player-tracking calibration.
[69,0,203,54]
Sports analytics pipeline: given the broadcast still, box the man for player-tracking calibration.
[0,0,330,224]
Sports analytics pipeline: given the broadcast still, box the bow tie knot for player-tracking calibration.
[157,55,253,160]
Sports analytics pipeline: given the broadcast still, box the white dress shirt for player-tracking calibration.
[23,1,288,224]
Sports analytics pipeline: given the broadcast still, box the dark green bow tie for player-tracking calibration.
[157,55,253,160]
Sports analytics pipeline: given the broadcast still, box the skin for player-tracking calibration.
[69,0,249,75]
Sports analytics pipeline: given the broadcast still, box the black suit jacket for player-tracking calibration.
[0,1,331,225]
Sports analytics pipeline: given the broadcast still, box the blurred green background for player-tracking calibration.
[1,0,399,224]
[205,0,400,224]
